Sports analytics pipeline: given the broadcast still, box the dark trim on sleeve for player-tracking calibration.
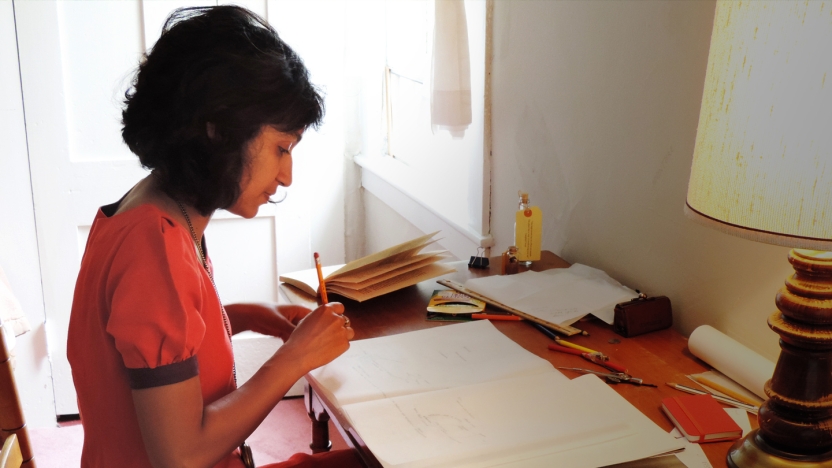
[126,355,199,389]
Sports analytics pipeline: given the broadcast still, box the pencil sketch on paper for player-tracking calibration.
[391,396,486,445]
[308,320,563,407]
[309,322,684,468]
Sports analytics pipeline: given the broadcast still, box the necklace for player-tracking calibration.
[176,201,234,351]
[176,201,255,468]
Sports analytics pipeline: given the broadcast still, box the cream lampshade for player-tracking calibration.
[685,1,832,467]
[686,0,832,250]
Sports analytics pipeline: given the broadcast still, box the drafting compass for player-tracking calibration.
[557,367,658,387]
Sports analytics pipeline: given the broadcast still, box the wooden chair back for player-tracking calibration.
[0,330,35,467]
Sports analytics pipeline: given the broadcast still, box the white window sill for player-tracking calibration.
[355,154,493,259]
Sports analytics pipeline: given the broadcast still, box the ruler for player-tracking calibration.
[436,279,585,337]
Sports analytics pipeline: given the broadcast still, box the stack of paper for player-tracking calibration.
[463,263,636,326]
[308,321,683,468]
[279,232,455,302]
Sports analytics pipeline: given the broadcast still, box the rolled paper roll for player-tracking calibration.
[688,325,775,399]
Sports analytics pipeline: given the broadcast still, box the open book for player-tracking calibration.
[279,232,455,302]
[308,321,683,468]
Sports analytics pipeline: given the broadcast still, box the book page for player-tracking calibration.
[328,251,448,288]
[328,263,456,302]
[463,264,636,325]
[308,320,564,407]
[329,231,439,278]
[343,372,633,468]
[329,242,440,282]
[278,264,343,296]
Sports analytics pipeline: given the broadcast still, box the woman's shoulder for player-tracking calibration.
[89,202,192,258]
[98,202,181,233]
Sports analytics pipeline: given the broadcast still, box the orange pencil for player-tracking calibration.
[313,252,328,304]
[471,314,523,321]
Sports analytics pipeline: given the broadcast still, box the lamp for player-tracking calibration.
[685,1,832,467]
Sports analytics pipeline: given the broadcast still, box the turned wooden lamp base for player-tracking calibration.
[727,249,832,467]
[728,430,832,468]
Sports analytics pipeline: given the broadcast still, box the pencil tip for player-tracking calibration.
[667,382,676,387]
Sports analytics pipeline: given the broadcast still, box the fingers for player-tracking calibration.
[277,304,313,324]
[324,303,353,340]
[319,302,344,316]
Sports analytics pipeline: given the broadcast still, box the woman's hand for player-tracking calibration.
[278,302,353,372]
[224,303,313,341]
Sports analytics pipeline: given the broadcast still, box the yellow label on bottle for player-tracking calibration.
[515,206,542,261]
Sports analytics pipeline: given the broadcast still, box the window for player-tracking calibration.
[353,0,492,258]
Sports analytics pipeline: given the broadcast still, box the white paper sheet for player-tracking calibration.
[673,439,713,468]
[463,264,636,325]
[488,375,685,468]
[308,321,563,407]
[724,408,752,437]
[688,325,775,399]
[310,322,682,468]
[344,372,633,468]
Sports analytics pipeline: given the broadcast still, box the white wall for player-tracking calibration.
[364,190,431,257]
[0,1,56,426]
[366,0,787,361]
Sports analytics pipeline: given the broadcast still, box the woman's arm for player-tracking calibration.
[224,302,311,341]
[133,302,352,468]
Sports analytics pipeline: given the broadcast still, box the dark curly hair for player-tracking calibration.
[121,6,324,216]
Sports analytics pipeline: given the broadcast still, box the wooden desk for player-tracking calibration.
[280,251,755,467]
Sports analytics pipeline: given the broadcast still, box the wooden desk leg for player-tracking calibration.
[305,383,332,453]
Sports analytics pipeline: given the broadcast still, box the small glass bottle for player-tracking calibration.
[514,191,533,266]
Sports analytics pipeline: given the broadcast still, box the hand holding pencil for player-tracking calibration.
[313,252,329,304]
[314,252,350,331]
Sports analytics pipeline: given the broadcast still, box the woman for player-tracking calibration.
[67,6,361,468]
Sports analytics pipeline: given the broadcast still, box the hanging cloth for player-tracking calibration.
[431,0,472,138]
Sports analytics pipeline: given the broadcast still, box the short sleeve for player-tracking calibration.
[105,213,207,389]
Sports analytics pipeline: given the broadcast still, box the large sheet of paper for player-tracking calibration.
[463,264,636,325]
[309,321,683,468]
[344,372,634,468]
[308,320,562,407]
[496,375,685,468]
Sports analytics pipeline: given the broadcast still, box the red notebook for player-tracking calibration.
[661,394,742,443]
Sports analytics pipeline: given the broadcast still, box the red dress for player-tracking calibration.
[68,203,240,468]
[68,202,361,468]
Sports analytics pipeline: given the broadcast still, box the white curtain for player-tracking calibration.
[431,0,471,138]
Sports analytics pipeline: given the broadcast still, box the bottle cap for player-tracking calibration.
[518,191,529,203]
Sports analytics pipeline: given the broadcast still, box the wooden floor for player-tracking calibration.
[29,396,348,467]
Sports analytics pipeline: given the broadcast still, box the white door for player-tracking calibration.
[16,0,345,415]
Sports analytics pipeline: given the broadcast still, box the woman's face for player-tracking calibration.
[227,125,301,218]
